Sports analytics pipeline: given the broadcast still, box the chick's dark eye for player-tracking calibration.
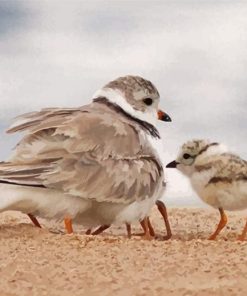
[143,98,153,106]
[183,153,191,159]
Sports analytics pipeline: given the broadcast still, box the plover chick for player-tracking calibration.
[166,139,247,241]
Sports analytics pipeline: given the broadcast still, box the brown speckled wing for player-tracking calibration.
[1,103,162,204]
[195,153,247,184]
[41,155,162,204]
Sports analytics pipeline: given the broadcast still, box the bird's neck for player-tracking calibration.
[92,87,158,127]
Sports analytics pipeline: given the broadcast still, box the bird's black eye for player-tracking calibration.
[183,153,191,159]
[143,98,153,106]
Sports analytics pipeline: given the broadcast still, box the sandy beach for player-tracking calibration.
[0,207,246,296]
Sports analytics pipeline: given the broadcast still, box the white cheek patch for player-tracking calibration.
[92,88,158,126]
[177,164,194,177]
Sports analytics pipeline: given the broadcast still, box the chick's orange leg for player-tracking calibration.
[140,217,153,240]
[208,207,227,240]
[237,219,247,241]
[156,200,172,240]
[134,217,155,237]
[64,217,74,234]
[27,214,42,228]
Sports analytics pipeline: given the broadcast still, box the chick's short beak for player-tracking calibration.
[166,160,178,168]
[157,110,172,122]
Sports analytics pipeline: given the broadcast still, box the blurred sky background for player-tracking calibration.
[0,0,246,206]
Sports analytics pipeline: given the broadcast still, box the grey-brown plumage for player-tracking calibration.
[0,75,167,230]
[3,101,162,204]
[197,153,247,185]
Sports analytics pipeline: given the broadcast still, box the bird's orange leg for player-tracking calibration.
[126,223,132,238]
[134,217,155,237]
[237,219,247,241]
[156,200,172,240]
[64,217,73,234]
[147,217,155,237]
[27,213,42,228]
[140,217,153,240]
[208,208,227,240]
[91,225,110,235]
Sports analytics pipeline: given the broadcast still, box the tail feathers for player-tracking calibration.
[0,161,49,187]
[0,180,45,188]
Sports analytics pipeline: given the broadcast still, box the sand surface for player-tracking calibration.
[0,208,247,296]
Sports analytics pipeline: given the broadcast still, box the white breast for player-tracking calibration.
[191,169,215,194]
[190,168,218,207]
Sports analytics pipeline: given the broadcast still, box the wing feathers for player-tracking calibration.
[3,103,163,204]
[195,153,247,182]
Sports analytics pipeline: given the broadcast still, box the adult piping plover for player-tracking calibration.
[166,139,247,241]
[0,75,171,238]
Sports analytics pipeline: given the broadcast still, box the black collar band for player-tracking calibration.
[93,97,160,139]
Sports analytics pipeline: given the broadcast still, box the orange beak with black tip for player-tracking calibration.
[157,110,172,122]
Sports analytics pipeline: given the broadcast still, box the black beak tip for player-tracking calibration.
[163,114,172,122]
[166,160,178,168]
